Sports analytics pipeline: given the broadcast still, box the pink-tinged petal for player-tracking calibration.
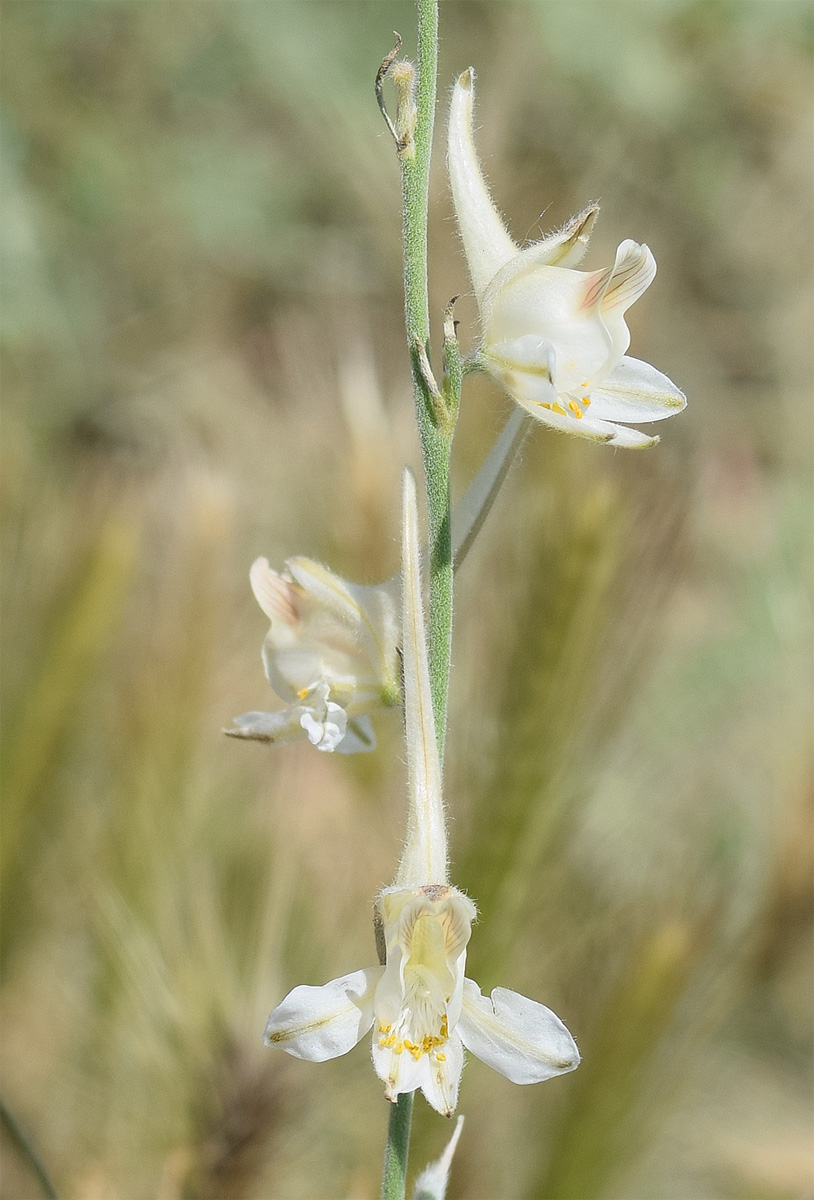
[250,557,300,625]
[224,708,305,743]
[264,967,382,1062]
[458,980,580,1084]
[583,356,686,424]
[601,240,657,315]
[586,241,657,385]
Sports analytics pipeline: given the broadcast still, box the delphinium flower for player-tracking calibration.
[226,556,400,753]
[225,416,533,755]
[262,470,580,1114]
[447,69,686,448]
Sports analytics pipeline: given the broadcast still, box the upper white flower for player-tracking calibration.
[227,556,400,753]
[447,69,686,449]
[262,470,580,1114]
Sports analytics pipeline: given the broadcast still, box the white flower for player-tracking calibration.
[447,69,686,448]
[262,471,580,1114]
[226,556,400,754]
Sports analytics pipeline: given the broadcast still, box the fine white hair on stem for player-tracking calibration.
[395,468,448,888]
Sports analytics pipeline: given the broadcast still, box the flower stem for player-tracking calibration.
[380,1093,415,1200]
[401,0,456,761]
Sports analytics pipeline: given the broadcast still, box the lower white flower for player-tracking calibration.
[262,471,579,1114]
[264,882,579,1117]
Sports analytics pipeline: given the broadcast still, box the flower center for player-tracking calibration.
[377,912,453,1062]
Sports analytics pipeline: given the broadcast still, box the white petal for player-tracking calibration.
[224,708,306,743]
[484,336,558,409]
[420,1033,464,1117]
[372,1030,426,1100]
[286,558,365,629]
[264,967,382,1061]
[299,695,347,751]
[335,715,376,754]
[287,558,400,690]
[485,267,614,395]
[447,69,518,304]
[583,356,686,424]
[262,642,323,698]
[394,469,448,889]
[458,980,580,1084]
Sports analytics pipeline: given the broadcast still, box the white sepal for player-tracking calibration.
[226,709,305,744]
[458,980,580,1083]
[263,967,382,1061]
[581,356,687,424]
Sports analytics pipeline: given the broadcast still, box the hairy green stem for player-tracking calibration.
[381,1093,415,1200]
[401,0,456,760]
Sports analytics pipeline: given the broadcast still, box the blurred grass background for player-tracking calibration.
[1,2,812,1197]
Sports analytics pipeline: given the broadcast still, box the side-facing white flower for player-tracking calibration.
[263,470,580,1114]
[447,69,686,448]
[226,556,400,753]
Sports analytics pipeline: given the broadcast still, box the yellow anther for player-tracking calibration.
[394,1042,405,1055]
[568,400,583,419]
[379,1024,392,1034]
[436,1053,447,1062]
[297,687,309,700]
[581,396,591,407]
[552,402,567,416]
[535,401,552,410]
